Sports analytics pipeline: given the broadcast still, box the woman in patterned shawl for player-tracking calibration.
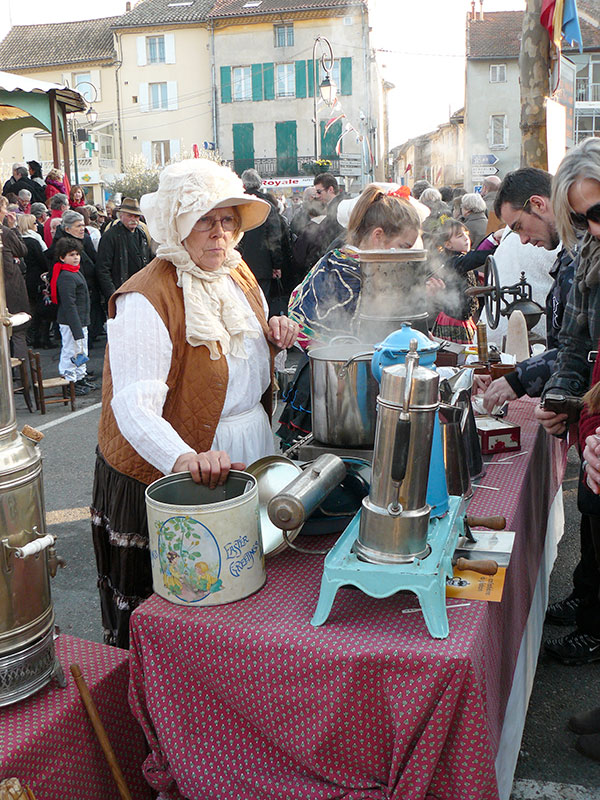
[288,184,421,348]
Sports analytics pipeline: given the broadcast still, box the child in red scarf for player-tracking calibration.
[51,237,94,396]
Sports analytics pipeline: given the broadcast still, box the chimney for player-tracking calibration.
[126,1,131,10]
[471,1,476,20]
[479,0,484,20]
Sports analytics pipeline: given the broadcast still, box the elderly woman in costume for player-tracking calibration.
[92,159,298,648]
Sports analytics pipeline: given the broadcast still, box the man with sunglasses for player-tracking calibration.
[482,168,577,414]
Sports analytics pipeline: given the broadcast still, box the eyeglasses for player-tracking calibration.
[193,214,238,233]
[507,197,532,233]
[570,202,600,231]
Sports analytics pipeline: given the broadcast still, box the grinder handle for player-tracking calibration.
[391,417,411,484]
[454,557,498,575]
[465,515,506,530]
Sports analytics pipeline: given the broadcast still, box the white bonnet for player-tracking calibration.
[140,158,270,246]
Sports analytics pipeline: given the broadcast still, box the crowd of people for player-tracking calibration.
[1,161,152,395]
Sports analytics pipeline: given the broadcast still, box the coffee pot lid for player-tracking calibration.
[374,323,439,356]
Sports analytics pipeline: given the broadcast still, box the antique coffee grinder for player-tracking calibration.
[0,241,66,706]
[311,335,465,638]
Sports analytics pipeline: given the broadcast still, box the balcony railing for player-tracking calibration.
[228,156,340,178]
[576,78,600,103]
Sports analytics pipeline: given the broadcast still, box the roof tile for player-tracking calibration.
[113,0,213,28]
[467,7,600,59]
[209,0,365,19]
[0,17,119,71]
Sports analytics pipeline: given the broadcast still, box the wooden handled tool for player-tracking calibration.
[70,664,133,800]
[465,515,506,530]
[453,557,498,575]
[465,285,493,297]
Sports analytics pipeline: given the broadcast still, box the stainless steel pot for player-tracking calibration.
[308,337,377,447]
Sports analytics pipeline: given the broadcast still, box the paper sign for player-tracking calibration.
[446,567,506,602]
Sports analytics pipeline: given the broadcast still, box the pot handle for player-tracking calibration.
[14,533,56,558]
[329,335,360,344]
[338,350,375,376]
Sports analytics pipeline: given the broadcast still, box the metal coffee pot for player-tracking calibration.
[355,339,445,564]
[0,242,65,706]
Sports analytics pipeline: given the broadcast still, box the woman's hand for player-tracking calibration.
[267,316,299,349]
[473,373,492,396]
[172,450,245,488]
[534,404,568,437]
[583,432,600,494]
[425,277,445,294]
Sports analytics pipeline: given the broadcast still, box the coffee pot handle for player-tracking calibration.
[391,418,411,483]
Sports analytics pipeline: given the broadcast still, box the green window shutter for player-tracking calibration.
[308,61,315,97]
[320,119,342,159]
[263,62,274,100]
[220,66,232,103]
[232,123,255,175]
[295,60,307,99]
[340,57,352,96]
[251,64,263,101]
[275,121,298,176]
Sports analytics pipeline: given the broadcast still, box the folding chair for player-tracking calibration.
[28,350,76,414]
[10,357,34,413]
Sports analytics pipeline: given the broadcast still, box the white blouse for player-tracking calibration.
[107,277,274,476]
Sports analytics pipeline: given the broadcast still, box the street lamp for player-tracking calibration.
[312,36,338,161]
[86,106,98,125]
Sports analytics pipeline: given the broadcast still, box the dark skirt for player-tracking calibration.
[91,449,153,649]
[431,312,477,344]
[276,351,311,449]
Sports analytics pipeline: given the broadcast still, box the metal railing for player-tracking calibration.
[576,78,600,103]
[227,156,340,177]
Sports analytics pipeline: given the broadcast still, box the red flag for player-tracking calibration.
[192,143,200,158]
[540,0,557,38]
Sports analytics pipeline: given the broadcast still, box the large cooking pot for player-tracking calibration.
[308,337,377,447]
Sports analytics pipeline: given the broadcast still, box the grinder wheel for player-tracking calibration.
[484,255,501,330]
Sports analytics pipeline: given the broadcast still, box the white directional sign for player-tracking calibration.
[471,154,499,165]
[339,154,362,176]
[471,165,499,177]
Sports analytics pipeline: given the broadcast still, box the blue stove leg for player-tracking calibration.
[413,582,450,639]
[311,574,341,626]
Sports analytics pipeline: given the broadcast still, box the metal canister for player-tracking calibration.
[0,240,65,707]
[355,342,440,564]
[267,454,347,531]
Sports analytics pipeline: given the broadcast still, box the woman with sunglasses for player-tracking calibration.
[536,136,600,432]
[534,137,600,763]
[91,159,298,647]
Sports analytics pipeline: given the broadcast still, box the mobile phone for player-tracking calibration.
[540,392,583,424]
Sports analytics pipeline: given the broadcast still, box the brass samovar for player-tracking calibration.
[0,238,65,705]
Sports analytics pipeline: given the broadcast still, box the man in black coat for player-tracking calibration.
[95,197,151,300]
[312,172,346,260]
[238,169,292,309]
[2,164,46,204]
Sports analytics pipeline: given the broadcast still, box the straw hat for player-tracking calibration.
[140,159,270,246]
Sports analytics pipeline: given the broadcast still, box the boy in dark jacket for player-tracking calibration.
[50,237,94,396]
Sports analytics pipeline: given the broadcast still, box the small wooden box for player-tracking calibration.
[475,416,521,455]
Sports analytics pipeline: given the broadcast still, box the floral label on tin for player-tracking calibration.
[156,515,223,603]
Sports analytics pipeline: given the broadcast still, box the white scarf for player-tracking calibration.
[156,240,259,360]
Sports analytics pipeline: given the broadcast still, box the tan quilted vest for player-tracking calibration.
[97,258,274,485]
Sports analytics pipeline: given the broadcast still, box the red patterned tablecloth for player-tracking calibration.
[129,398,565,800]
[0,634,152,800]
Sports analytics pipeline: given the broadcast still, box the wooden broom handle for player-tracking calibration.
[70,663,133,800]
